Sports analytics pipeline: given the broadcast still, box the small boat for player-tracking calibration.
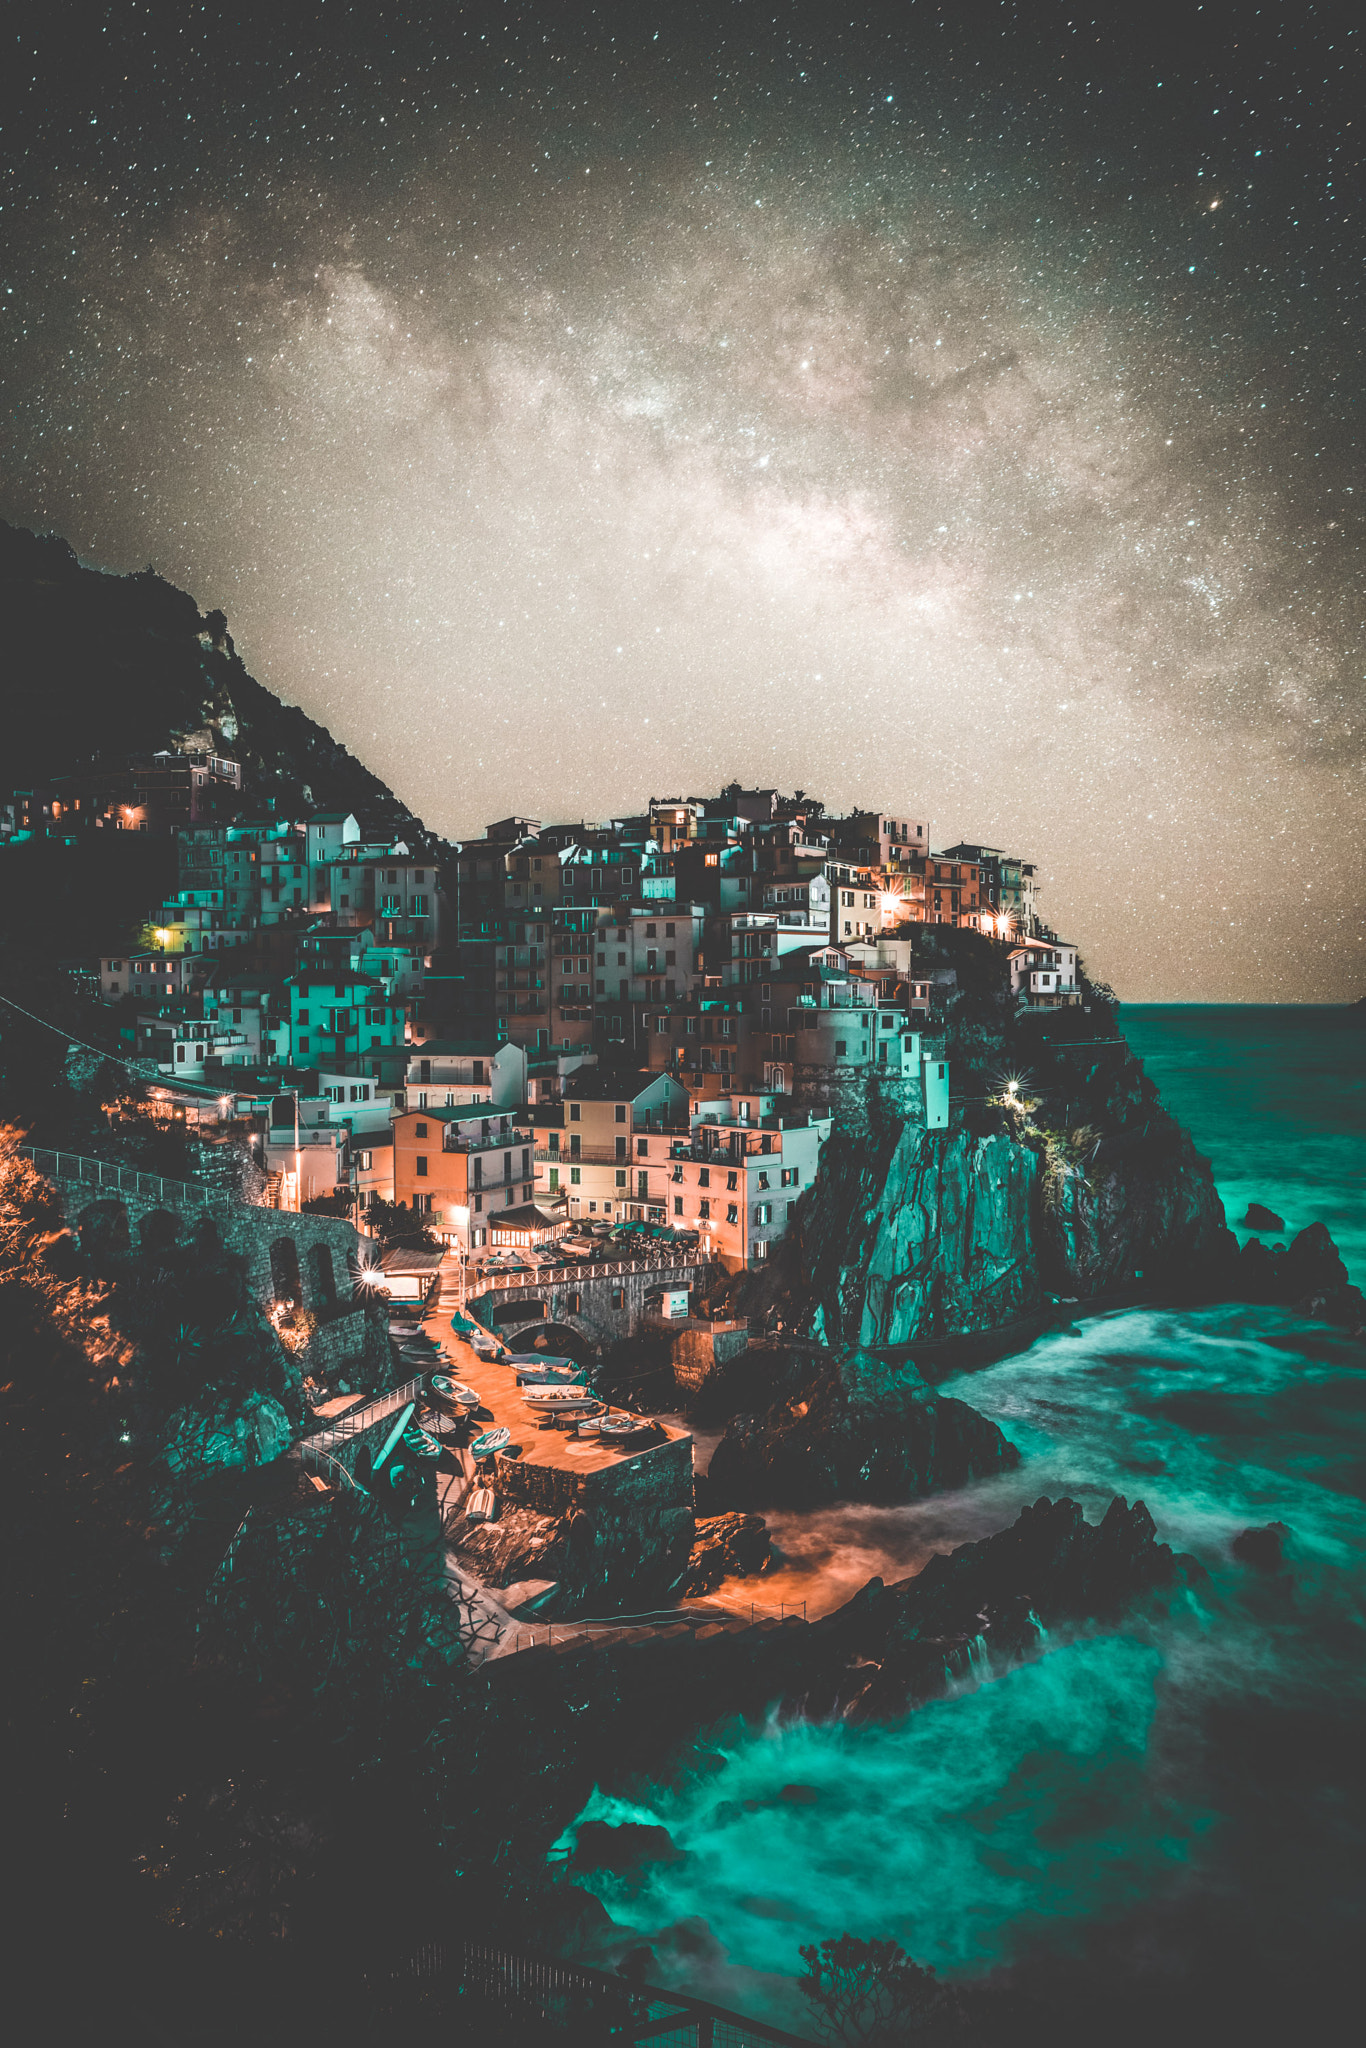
[401,1422,443,1460]
[430,1374,481,1410]
[470,1426,511,1458]
[521,1386,600,1413]
[465,1485,498,1525]
[598,1414,653,1441]
[574,1416,604,1438]
[514,1363,584,1387]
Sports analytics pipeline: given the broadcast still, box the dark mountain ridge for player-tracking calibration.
[0,519,429,839]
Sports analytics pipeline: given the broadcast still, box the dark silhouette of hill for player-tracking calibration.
[0,519,427,837]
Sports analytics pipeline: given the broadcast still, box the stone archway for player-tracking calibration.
[269,1235,303,1307]
[306,1243,337,1310]
[495,1319,598,1364]
[77,1199,131,1260]
[139,1207,181,1256]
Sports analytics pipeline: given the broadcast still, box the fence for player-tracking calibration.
[303,1375,424,1445]
[202,1508,255,1608]
[18,1144,227,1210]
[387,1941,818,2046]
[473,1255,711,1293]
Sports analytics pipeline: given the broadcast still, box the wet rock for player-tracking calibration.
[707,1343,1018,1509]
[1232,1521,1291,1572]
[1243,1202,1286,1231]
[1226,1222,1365,1328]
[851,1494,1196,1719]
[683,1511,771,1595]
[572,1820,685,1875]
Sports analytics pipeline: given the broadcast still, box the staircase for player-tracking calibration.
[262,1170,285,1209]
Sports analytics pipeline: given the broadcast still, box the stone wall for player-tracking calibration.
[658,1317,751,1395]
[493,1431,696,1612]
[52,1171,368,1317]
[466,1259,717,1352]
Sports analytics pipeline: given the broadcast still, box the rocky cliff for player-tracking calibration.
[756,1003,1284,1356]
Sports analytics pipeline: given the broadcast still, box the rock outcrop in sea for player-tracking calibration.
[707,1342,1019,1509]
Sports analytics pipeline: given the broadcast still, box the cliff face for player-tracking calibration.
[806,1119,1044,1348]
[771,1037,1240,1354]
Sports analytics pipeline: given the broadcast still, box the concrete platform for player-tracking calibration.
[426,1264,692,1483]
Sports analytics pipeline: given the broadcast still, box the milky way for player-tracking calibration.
[1,4,1361,998]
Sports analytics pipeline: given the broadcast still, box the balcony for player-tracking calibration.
[534,1142,630,1165]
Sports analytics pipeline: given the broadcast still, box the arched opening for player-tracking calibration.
[307,1243,336,1310]
[270,1236,303,1307]
[497,1321,596,1365]
[139,1207,180,1255]
[77,1200,131,1260]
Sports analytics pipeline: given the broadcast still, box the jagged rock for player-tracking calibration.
[1226,1222,1365,1327]
[1232,1522,1291,1572]
[683,1511,771,1595]
[160,1389,295,1476]
[1243,1202,1286,1231]
[707,1343,1018,1509]
[454,1503,566,1588]
[852,1494,1194,1718]
[571,1820,685,1875]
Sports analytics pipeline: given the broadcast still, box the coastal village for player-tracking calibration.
[3,744,1088,1641]
[9,754,1076,1262]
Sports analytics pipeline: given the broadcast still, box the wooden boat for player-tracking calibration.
[521,1386,602,1413]
[597,1414,654,1441]
[469,1426,511,1458]
[430,1373,481,1410]
[401,1422,443,1460]
[513,1363,584,1387]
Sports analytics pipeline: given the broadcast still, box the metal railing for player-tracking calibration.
[18,1145,226,1210]
[386,1942,818,2046]
[297,1440,365,1491]
[303,1375,424,1445]
[470,1255,712,1293]
[203,1507,255,1607]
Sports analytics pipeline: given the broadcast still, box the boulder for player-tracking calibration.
[1232,1521,1291,1572]
[1243,1202,1286,1231]
[707,1343,1018,1509]
[683,1511,771,1595]
[571,1820,685,1875]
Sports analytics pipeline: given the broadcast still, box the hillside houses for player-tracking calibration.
[65,760,1081,1272]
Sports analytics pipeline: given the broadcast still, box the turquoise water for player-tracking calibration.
[1121,1004,1365,1286]
[559,1010,1366,2024]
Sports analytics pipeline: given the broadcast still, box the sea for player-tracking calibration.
[556,1006,1366,2036]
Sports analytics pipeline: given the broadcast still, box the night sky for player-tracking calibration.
[2,2,1361,1000]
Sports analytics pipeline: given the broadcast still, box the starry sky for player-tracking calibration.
[1,2,1361,1000]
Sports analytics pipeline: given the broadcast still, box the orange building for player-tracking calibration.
[391,1105,535,1250]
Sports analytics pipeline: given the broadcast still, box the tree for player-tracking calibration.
[797,1935,963,2046]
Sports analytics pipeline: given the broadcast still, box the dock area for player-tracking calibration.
[419,1259,692,1482]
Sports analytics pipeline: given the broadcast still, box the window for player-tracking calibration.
[727,1170,739,1191]
[674,1196,684,1216]
[699,1198,711,1220]
[414,1121,428,1137]
[699,1168,710,1189]
[727,1203,740,1225]
[636,1138,649,1157]
[358,1150,372,1170]
[569,1102,581,1122]
[754,1202,771,1225]
[570,1167,581,1185]
[615,1168,628,1188]
[415,1156,428,1177]
[835,1040,847,1056]
[474,1191,483,1212]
